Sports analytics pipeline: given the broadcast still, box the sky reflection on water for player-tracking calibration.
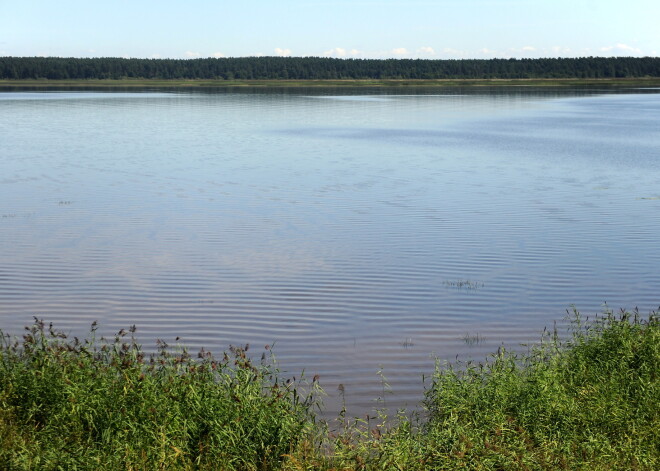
[1,87,659,415]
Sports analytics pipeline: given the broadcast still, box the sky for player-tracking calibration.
[1,0,658,59]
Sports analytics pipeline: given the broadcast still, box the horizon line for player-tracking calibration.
[3,55,659,61]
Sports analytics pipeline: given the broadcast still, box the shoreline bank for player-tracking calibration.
[2,77,660,88]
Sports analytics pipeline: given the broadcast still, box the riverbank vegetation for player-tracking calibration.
[1,56,659,82]
[3,78,660,90]
[1,309,658,470]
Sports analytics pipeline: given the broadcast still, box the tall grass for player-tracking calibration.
[417,308,659,469]
[317,308,660,470]
[1,308,658,470]
[0,320,321,470]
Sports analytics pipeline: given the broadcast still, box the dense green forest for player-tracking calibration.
[1,56,659,80]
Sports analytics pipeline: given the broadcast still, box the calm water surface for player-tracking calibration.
[1,87,659,414]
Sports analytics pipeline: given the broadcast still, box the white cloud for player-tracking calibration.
[150,53,162,59]
[417,46,435,56]
[211,52,226,58]
[184,51,201,58]
[521,46,536,52]
[323,47,361,57]
[324,47,347,57]
[274,47,292,57]
[600,43,642,55]
[391,47,409,56]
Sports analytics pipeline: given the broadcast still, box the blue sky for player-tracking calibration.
[1,0,658,59]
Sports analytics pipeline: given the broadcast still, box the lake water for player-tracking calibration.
[1,87,659,415]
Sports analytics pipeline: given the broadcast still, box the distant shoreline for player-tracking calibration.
[2,78,660,88]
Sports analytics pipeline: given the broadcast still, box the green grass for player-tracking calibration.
[320,309,660,470]
[422,308,660,470]
[1,309,658,470]
[2,78,660,88]
[0,321,322,470]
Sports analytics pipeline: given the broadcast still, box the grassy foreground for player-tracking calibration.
[1,309,658,470]
[2,78,660,88]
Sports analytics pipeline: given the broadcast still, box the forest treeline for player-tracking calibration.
[1,56,659,80]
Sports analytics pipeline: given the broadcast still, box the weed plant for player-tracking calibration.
[0,320,322,470]
[314,308,659,470]
[1,309,658,470]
